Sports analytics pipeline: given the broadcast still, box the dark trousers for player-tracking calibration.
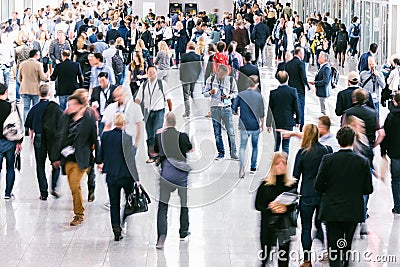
[182,82,195,115]
[106,176,133,233]
[260,221,290,267]
[0,139,16,196]
[34,146,60,197]
[299,196,323,261]
[87,162,96,191]
[349,37,359,56]
[157,179,189,239]
[145,109,165,158]
[297,93,305,131]
[175,45,182,66]
[275,127,292,155]
[326,221,358,267]
[255,43,266,66]
[391,158,400,213]
[274,39,282,59]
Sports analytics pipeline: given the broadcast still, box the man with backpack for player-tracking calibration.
[212,41,231,74]
[348,16,361,57]
[103,40,124,85]
[135,66,173,163]
[204,64,239,161]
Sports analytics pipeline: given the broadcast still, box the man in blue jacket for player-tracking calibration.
[251,15,269,67]
[310,52,332,115]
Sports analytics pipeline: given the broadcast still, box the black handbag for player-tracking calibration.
[124,184,151,218]
[15,152,21,171]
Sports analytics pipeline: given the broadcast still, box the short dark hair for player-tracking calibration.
[94,52,103,62]
[277,71,289,84]
[394,92,400,104]
[109,39,116,45]
[244,52,252,62]
[352,89,368,105]
[216,41,226,52]
[29,49,39,58]
[318,115,331,130]
[393,58,400,66]
[96,32,104,40]
[147,65,157,72]
[62,50,71,58]
[369,43,378,54]
[336,126,355,147]
[97,72,109,79]
[294,47,304,56]
[39,84,49,97]
[0,83,7,95]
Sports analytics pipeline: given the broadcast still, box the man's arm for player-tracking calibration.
[77,64,83,86]
[315,156,328,193]
[134,121,142,148]
[314,67,331,87]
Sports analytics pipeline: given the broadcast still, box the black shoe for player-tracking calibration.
[250,168,257,174]
[392,208,400,215]
[180,232,191,241]
[51,190,60,198]
[39,195,48,201]
[88,189,95,202]
[114,232,123,241]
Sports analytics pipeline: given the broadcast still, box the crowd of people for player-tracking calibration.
[0,0,399,266]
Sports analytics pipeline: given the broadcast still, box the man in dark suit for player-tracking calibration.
[224,20,234,47]
[127,21,140,62]
[90,72,117,135]
[99,113,139,241]
[335,71,375,117]
[8,12,20,30]
[105,21,121,44]
[238,52,259,92]
[310,51,331,115]
[286,47,310,131]
[266,71,300,155]
[251,15,269,67]
[50,50,83,111]
[315,126,373,267]
[179,41,202,118]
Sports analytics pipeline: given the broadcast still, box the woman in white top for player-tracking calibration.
[387,58,400,95]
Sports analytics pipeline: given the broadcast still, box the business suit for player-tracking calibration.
[314,63,332,114]
[315,149,373,267]
[286,56,309,129]
[335,86,375,116]
[100,128,137,235]
[251,22,269,66]
[232,27,249,54]
[180,51,202,116]
[90,84,118,117]
[266,84,300,154]
[238,63,260,92]
[224,24,234,47]
[105,29,121,44]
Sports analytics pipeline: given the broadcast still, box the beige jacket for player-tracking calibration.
[18,58,48,95]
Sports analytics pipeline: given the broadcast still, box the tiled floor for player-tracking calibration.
[0,47,399,266]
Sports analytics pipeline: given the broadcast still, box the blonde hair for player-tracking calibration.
[176,21,183,30]
[77,36,86,50]
[264,152,296,186]
[135,39,146,51]
[131,51,145,71]
[115,37,125,47]
[158,41,171,58]
[114,113,126,128]
[301,124,319,151]
[195,36,206,56]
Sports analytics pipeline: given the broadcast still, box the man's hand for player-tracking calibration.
[52,161,61,169]
[16,143,22,153]
[267,127,272,133]
[210,89,217,95]
[309,81,315,85]
[268,201,287,214]
[97,163,104,173]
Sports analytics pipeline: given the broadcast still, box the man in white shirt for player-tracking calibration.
[103,40,119,69]
[135,66,173,163]
[156,21,173,47]
[0,35,15,87]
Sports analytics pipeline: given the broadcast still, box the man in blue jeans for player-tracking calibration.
[379,92,400,216]
[135,66,172,163]
[0,83,22,199]
[204,64,239,160]
[232,75,264,178]
[18,49,48,123]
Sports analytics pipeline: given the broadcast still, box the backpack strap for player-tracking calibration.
[325,145,333,153]
[157,79,166,103]
[361,75,374,88]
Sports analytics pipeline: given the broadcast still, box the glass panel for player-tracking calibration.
[380,3,389,64]
[363,1,371,53]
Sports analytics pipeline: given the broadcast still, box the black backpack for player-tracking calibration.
[112,50,124,74]
[331,67,340,89]
[352,24,360,36]
[336,32,347,47]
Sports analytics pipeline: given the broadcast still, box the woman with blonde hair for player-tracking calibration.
[195,36,207,58]
[38,31,51,73]
[136,39,152,67]
[173,21,187,68]
[154,41,171,82]
[292,124,332,267]
[255,152,297,267]
[313,22,326,67]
